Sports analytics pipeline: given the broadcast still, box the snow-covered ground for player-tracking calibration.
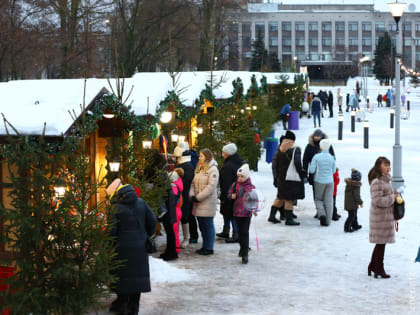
[95,78,420,315]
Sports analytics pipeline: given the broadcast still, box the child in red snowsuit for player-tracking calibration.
[332,168,341,221]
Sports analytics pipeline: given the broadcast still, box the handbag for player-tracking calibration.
[285,148,301,182]
[393,197,405,220]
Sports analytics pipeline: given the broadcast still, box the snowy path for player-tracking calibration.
[93,79,420,315]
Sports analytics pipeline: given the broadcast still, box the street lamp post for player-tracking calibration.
[388,0,406,189]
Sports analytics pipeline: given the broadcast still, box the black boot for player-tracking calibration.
[320,215,329,226]
[332,206,341,221]
[268,206,281,223]
[242,256,248,264]
[225,232,239,243]
[285,210,300,226]
[216,226,230,239]
[279,206,285,220]
[352,220,362,231]
[292,212,297,219]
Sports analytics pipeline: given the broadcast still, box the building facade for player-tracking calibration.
[229,1,420,72]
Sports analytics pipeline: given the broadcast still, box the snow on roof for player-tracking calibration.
[0,71,297,136]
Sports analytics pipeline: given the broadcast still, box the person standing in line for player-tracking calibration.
[107,178,157,315]
[377,93,383,107]
[346,93,350,112]
[344,169,363,233]
[332,168,341,221]
[367,157,397,279]
[217,143,243,243]
[309,139,336,226]
[279,103,291,130]
[228,164,259,264]
[310,94,322,128]
[327,90,334,118]
[190,149,219,255]
[174,142,194,247]
[385,89,392,107]
[274,130,304,226]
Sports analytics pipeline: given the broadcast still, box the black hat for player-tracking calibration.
[351,169,362,181]
[284,130,296,141]
[313,129,324,138]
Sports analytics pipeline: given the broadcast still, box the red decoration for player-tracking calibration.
[254,133,261,144]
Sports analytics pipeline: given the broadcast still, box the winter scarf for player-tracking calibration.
[228,178,259,218]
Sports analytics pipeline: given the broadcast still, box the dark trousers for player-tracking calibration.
[328,104,333,117]
[197,216,215,250]
[189,214,199,240]
[117,292,141,314]
[162,216,176,255]
[344,209,357,231]
[280,114,288,130]
[378,101,383,107]
[236,216,251,257]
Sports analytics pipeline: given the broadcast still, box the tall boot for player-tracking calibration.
[374,244,390,279]
[225,232,239,243]
[332,205,341,221]
[268,206,281,223]
[216,226,229,239]
[181,224,189,248]
[285,210,300,226]
[279,206,285,220]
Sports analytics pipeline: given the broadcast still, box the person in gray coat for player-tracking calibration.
[108,179,157,315]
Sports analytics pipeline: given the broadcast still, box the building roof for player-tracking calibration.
[0,71,297,136]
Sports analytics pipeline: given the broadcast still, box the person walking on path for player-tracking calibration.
[107,178,157,315]
[327,91,334,118]
[279,103,291,130]
[332,168,341,221]
[377,93,383,107]
[386,89,392,107]
[274,131,304,226]
[367,157,398,279]
[309,139,336,226]
[174,142,195,247]
[228,164,259,264]
[348,91,360,111]
[310,95,322,128]
[337,89,343,113]
[190,149,219,255]
[345,93,350,112]
[217,143,243,243]
[344,169,363,232]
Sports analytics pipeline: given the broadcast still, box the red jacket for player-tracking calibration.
[333,170,340,196]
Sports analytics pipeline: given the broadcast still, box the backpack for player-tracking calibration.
[382,95,386,101]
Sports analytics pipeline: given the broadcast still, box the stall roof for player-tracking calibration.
[0,71,298,136]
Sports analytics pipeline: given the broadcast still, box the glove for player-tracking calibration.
[273,179,278,188]
[191,196,199,203]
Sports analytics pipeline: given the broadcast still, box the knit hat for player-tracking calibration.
[106,178,121,196]
[313,129,324,138]
[174,142,190,157]
[351,168,362,181]
[283,130,296,141]
[222,143,237,156]
[319,139,330,151]
[237,163,250,180]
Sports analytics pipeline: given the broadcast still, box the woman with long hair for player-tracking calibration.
[189,148,219,255]
[367,156,397,278]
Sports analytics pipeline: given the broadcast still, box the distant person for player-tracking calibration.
[279,103,291,130]
[349,91,360,110]
[377,93,383,107]
[401,93,406,107]
[356,81,361,96]
[346,93,350,112]
[332,168,341,221]
[310,95,322,128]
[337,89,343,113]
[344,169,363,232]
[386,89,392,107]
[327,90,334,118]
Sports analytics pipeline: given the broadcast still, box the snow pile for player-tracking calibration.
[149,257,196,284]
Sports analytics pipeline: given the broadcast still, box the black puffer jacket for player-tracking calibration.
[276,141,305,201]
[178,161,194,218]
[219,153,243,217]
[111,185,157,295]
[302,131,335,177]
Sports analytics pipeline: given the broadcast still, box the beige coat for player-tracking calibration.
[190,160,219,217]
[369,174,395,244]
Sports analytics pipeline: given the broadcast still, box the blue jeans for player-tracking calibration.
[223,216,238,233]
[313,111,321,127]
[197,217,215,250]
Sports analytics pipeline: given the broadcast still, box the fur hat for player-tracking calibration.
[313,129,324,138]
[169,168,184,182]
[174,142,190,157]
[222,143,237,156]
[320,139,330,151]
[351,168,362,181]
[283,130,296,141]
[106,178,121,196]
[237,163,250,180]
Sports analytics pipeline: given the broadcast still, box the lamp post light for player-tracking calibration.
[360,56,370,100]
[351,110,356,132]
[390,108,395,128]
[388,0,406,189]
[338,113,344,140]
[363,120,369,149]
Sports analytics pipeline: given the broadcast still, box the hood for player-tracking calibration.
[308,131,328,147]
[279,139,294,152]
[177,155,191,164]
[116,185,138,204]
[238,177,255,192]
[344,178,362,187]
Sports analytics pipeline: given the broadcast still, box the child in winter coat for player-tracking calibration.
[332,168,341,221]
[228,164,259,264]
[344,169,363,232]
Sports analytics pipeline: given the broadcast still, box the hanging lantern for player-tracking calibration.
[178,135,186,142]
[171,134,179,142]
[160,111,173,124]
[109,157,121,172]
[53,181,66,198]
[142,140,152,149]
[196,127,203,134]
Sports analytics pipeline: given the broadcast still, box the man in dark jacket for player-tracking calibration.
[217,143,243,243]
[327,91,334,118]
[108,180,157,315]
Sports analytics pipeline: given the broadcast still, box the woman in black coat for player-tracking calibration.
[109,181,157,315]
[327,91,334,118]
[275,131,304,225]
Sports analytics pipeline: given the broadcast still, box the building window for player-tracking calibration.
[322,22,332,32]
[415,39,420,46]
[296,53,305,61]
[362,37,372,46]
[349,37,358,46]
[309,22,318,31]
[282,22,291,32]
[348,22,358,32]
[269,22,278,32]
[296,37,305,46]
[336,22,345,32]
[255,22,265,36]
[403,22,412,32]
[322,37,332,46]
[310,53,319,61]
[336,37,345,45]
[416,24,420,32]
[270,38,278,46]
[242,23,251,33]
[376,22,385,32]
[282,37,291,46]
[243,36,251,49]
[362,22,372,32]
[295,22,305,32]
[309,38,318,46]
[388,24,397,32]
[416,53,420,61]
[404,38,413,46]
[243,51,252,58]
